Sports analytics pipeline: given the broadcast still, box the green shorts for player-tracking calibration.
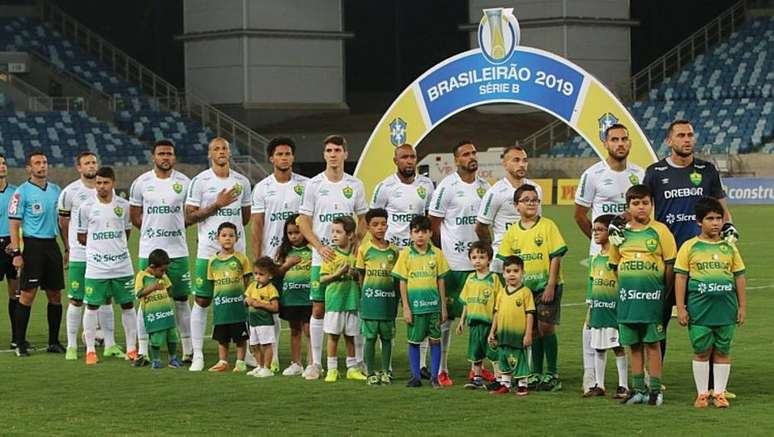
[149,327,179,349]
[407,312,441,344]
[361,319,395,340]
[618,322,665,346]
[444,270,472,319]
[309,265,325,302]
[498,345,530,377]
[689,324,735,355]
[534,284,563,325]
[192,258,213,298]
[139,257,191,299]
[84,276,135,306]
[467,322,496,362]
[66,261,86,301]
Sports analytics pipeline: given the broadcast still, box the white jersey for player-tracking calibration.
[57,179,95,262]
[299,172,368,265]
[78,196,133,279]
[129,170,190,259]
[251,172,309,259]
[370,173,435,248]
[186,168,252,259]
[476,177,543,252]
[575,160,645,255]
[428,172,490,271]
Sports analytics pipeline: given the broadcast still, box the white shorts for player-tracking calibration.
[590,327,620,350]
[323,311,360,336]
[249,325,276,346]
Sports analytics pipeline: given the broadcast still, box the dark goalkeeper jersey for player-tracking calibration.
[643,157,725,248]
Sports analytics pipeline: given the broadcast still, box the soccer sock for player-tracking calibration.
[14,302,31,345]
[543,333,558,375]
[501,374,512,388]
[190,303,207,359]
[364,338,376,375]
[440,320,451,372]
[168,341,178,359]
[98,304,115,348]
[47,303,62,345]
[354,333,365,365]
[531,337,544,374]
[582,327,595,389]
[174,301,192,356]
[346,356,358,370]
[381,338,392,373]
[327,356,338,371]
[65,304,83,349]
[419,339,429,369]
[136,307,149,356]
[693,360,710,394]
[649,376,661,394]
[430,342,441,380]
[594,350,607,390]
[518,378,528,388]
[120,308,137,352]
[8,298,17,342]
[632,373,645,393]
[271,314,280,365]
[150,345,161,361]
[310,316,324,367]
[713,363,730,394]
[83,308,98,353]
[616,355,629,389]
[408,343,421,379]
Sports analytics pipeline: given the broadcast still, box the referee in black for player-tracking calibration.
[8,151,66,356]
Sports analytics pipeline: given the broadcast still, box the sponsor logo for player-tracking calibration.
[602,203,625,214]
[146,205,181,215]
[214,295,244,305]
[663,187,703,199]
[270,210,295,222]
[664,213,695,225]
[455,215,477,225]
[363,288,397,298]
[389,117,407,146]
[92,230,124,240]
[618,288,662,301]
[31,202,43,215]
[318,212,349,223]
[592,300,616,309]
[478,7,520,65]
[143,227,184,239]
[8,193,20,216]
[697,282,733,293]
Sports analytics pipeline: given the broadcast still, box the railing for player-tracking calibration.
[233,155,267,184]
[28,96,88,112]
[518,119,573,157]
[0,71,48,98]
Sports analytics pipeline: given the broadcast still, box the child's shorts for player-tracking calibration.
[498,345,530,378]
[407,312,441,344]
[279,305,312,322]
[361,319,395,340]
[149,327,178,348]
[590,326,620,350]
[212,322,249,344]
[323,310,359,336]
[618,322,665,346]
[467,321,497,362]
[534,284,563,325]
[689,324,735,355]
[249,325,276,346]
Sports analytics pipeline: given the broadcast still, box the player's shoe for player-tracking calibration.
[526,373,541,390]
[648,391,664,406]
[437,371,453,386]
[168,357,183,369]
[464,377,484,390]
[516,386,529,396]
[431,378,442,389]
[151,359,163,369]
[539,374,562,392]
[380,371,392,385]
[247,367,262,377]
[713,392,729,408]
[490,385,510,395]
[256,368,274,378]
[346,367,367,381]
[325,369,339,382]
[367,375,380,386]
[480,367,496,382]
[182,354,193,364]
[244,351,258,368]
[85,351,98,366]
[614,386,630,399]
[189,356,205,372]
[282,362,304,376]
[9,340,16,350]
[208,360,230,372]
[621,390,648,405]
[103,345,125,359]
[303,364,322,380]
[694,392,710,408]
[47,342,66,353]
[15,342,30,357]
[582,387,596,398]
[270,361,280,374]
[65,347,78,361]
[406,377,422,388]
[592,386,606,396]
[233,361,247,373]
[710,389,737,400]
[420,366,431,380]
[125,350,139,362]
[132,354,150,367]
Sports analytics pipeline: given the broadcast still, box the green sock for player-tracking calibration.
[364,338,377,376]
[380,338,392,373]
[649,376,661,394]
[150,346,161,361]
[632,373,645,392]
[531,337,544,374]
[168,342,178,360]
[543,333,558,375]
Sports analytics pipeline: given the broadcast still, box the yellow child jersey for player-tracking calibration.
[355,239,399,321]
[320,247,359,312]
[493,285,535,348]
[207,251,251,325]
[496,216,568,292]
[391,244,450,315]
[675,237,745,326]
[134,271,174,334]
[244,281,280,326]
[459,272,502,325]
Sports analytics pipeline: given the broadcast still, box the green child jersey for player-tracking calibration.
[134,271,175,334]
[608,221,677,324]
[587,253,618,329]
[245,281,280,326]
[493,285,535,348]
[459,272,501,325]
[207,252,251,325]
[496,216,567,293]
[320,247,360,312]
[280,245,312,307]
[675,237,745,326]
[392,244,450,315]
[356,240,399,320]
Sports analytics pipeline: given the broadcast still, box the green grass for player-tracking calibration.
[1,205,772,436]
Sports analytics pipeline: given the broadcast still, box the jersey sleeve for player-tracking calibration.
[251,181,266,214]
[423,180,435,212]
[123,202,132,230]
[391,248,409,280]
[129,177,143,207]
[134,271,145,293]
[524,289,536,313]
[476,187,497,225]
[320,256,334,275]
[574,168,595,208]
[547,219,568,258]
[496,227,515,260]
[428,181,450,218]
[185,176,203,207]
[239,253,252,277]
[673,241,692,275]
[268,283,280,300]
[436,250,450,278]
[370,180,389,209]
[642,165,657,193]
[57,186,72,216]
[76,203,90,234]
[607,243,620,268]
[708,166,726,199]
[8,188,24,220]
[731,244,745,275]
[243,282,257,299]
[353,179,368,215]
[298,179,317,216]
[355,243,367,270]
[206,258,215,280]
[239,177,252,208]
[657,224,678,263]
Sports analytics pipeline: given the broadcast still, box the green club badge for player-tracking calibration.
[689,171,702,187]
[113,206,124,217]
[645,238,658,253]
[416,186,427,200]
[476,187,486,199]
[342,186,353,199]
[172,182,183,194]
[233,183,243,195]
[294,184,304,196]
[719,244,730,254]
[534,234,544,247]
[628,173,640,185]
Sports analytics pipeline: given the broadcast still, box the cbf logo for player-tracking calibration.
[478,8,520,65]
[598,112,619,142]
[389,118,407,146]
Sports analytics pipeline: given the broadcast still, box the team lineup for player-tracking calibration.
[0,119,747,406]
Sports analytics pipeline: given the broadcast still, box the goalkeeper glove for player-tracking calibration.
[721,222,739,244]
[608,215,628,246]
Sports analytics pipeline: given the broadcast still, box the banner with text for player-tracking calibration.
[723,177,774,204]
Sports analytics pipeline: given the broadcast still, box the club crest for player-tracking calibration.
[342,186,353,199]
[172,182,183,194]
[113,206,124,217]
[689,171,702,187]
[417,186,427,200]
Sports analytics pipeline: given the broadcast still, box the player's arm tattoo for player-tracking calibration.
[185,204,216,226]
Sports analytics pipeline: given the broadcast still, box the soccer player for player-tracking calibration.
[496,184,567,391]
[298,135,368,380]
[609,184,676,406]
[78,167,137,365]
[0,153,19,348]
[429,140,490,385]
[488,256,534,395]
[393,215,449,388]
[130,140,192,365]
[251,136,308,373]
[8,150,65,357]
[574,123,644,393]
[675,197,746,408]
[245,257,280,378]
[185,137,252,371]
[455,241,500,389]
[370,143,435,249]
[355,208,399,385]
[135,248,182,369]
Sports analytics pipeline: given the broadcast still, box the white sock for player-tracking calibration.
[346,355,358,369]
[354,334,364,364]
[419,339,429,368]
[616,355,629,389]
[440,320,451,372]
[98,304,115,348]
[310,316,324,367]
[136,307,148,356]
[66,304,83,349]
[175,300,192,356]
[327,356,338,371]
[272,314,280,366]
[582,327,596,388]
[713,363,730,394]
[594,350,607,390]
[518,378,527,387]
[501,374,512,388]
[83,308,98,353]
[692,360,709,394]
[121,308,137,352]
[190,303,207,359]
